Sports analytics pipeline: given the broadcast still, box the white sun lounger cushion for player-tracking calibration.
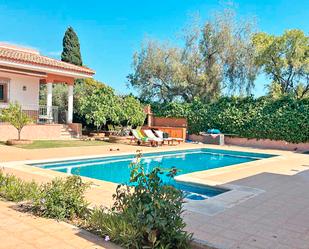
[154,130,183,141]
[143,130,163,142]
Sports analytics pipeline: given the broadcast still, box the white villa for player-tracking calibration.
[0,43,95,140]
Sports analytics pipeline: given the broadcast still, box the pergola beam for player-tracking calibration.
[40,73,74,85]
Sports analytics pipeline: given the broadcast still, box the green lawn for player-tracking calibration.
[1,140,109,149]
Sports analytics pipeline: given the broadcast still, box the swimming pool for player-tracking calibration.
[31,148,275,199]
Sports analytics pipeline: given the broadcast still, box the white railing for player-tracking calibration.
[37,106,59,124]
[0,104,59,124]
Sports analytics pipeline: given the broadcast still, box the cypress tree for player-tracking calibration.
[61,26,83,66]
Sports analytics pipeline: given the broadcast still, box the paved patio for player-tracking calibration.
[1,143,309,249]
[184,164,309,248]
[0,201,121,249]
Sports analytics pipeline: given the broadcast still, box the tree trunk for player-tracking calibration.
[18,129,21,140]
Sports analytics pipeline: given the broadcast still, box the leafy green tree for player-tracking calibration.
[253,29,309,98]
[200,9,258,96]
[120,96,146,126]
[0,103,32,140]
[74,78,105,113]
[267,82,284,99]
[128,8,257,103]
[79,84,122,131]
[61,26,83,66]
[74,78,110,125]
[128,41,184,102]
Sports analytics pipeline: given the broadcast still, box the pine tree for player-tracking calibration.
[61,27,83,66]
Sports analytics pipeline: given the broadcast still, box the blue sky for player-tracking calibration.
[0,0,308,96]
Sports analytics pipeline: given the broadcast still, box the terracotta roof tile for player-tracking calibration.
[0,45,95,75]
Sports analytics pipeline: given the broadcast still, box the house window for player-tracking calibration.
[0,85,3,100]
[0,78,9,103]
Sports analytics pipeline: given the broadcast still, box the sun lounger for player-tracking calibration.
[153,130,184,145]
[138,130,163,146]
[131,129,159,146]
[143,130,163,146]
[131,129,150,145]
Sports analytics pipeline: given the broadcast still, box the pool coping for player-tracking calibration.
[2,144,280,165]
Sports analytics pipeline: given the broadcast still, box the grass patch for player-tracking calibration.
[5,140,109,149]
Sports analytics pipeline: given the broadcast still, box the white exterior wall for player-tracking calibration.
[0,72,40,110]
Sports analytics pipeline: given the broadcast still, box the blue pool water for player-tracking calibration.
[31,148,274,199]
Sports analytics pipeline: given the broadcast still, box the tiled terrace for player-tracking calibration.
[0,201,121,249]
[1,143,309,249]
[184,167,309,248]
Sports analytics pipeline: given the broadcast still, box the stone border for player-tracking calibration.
[225,136,309,151]
[188,133,309,151]
[191,238,219,249]
[178,179,264,216]
[6,139,33,145]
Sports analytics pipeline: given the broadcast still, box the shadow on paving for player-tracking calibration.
[5,203,122,249]
[187,169,309,249]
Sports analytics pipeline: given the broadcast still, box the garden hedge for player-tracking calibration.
[151,96,309,143]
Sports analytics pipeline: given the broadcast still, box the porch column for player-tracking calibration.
[46,82,53,120]
[67,84,74,123]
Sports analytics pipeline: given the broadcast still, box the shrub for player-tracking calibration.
[152,96,309,143]
[0,171,39,202]
[32,175,89,220]
[0,172,89,220]
[89,208,141,248]
[89,153,192,249]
